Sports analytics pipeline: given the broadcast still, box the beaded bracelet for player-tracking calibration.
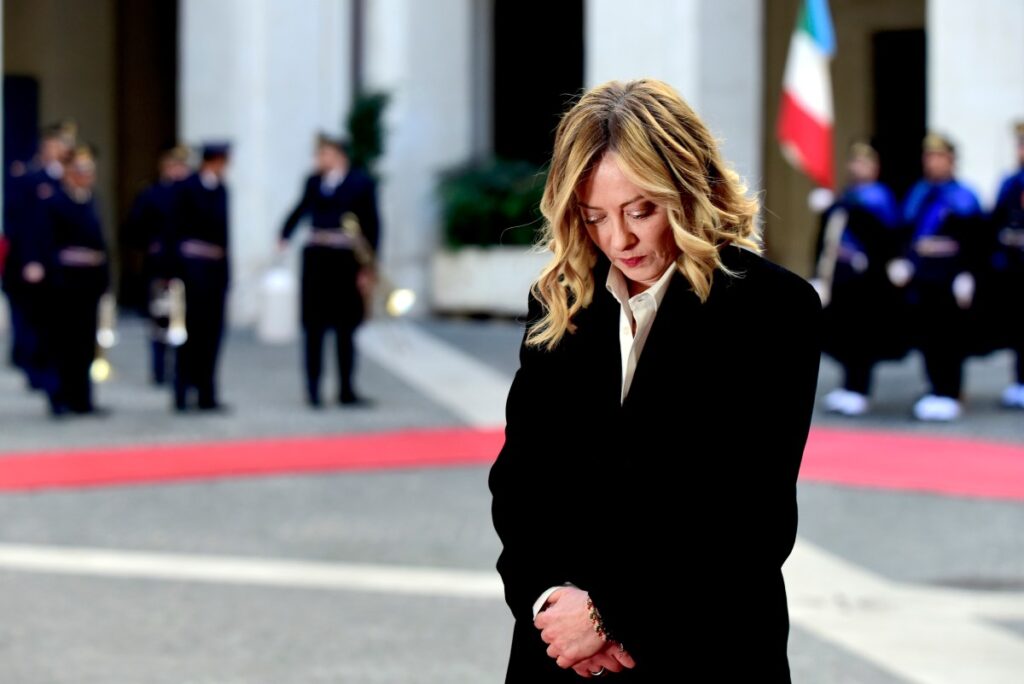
[585,596,612,642]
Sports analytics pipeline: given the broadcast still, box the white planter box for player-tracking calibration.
[431,246,552,316]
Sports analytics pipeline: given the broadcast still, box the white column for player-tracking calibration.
[179,0,352,326]
[928,0,1024,206]
[363,0,477,313]
[696,0,764,189]
[585,0,700,101]
[584,0,763,190]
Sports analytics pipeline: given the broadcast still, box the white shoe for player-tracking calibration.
[913,394,962,422]
[824,388,869,416]
[824,388,850,412]
[1001,383,1024,409]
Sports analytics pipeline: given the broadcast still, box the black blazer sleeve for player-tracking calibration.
[488,292,575,624]
[280,177,316,241]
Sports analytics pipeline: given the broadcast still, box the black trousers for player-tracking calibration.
[304,324,359,402]
[300,245,364,402]
[1003,271,1024,384]
[48,271,104,412]
[174,260,227,408]
[842,358,874,395]
[823,268,910,397]
[914,282,967,399]
[151,339,171,385]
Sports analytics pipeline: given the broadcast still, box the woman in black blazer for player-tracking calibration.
[489,79,821,682]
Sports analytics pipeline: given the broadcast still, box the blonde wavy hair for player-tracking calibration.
[526,79,762,350]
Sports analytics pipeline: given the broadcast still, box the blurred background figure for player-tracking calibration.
[892,133,983,421]
[2,121,75,395]
[124,145,192,386]
[171,142,230,413]
[989,122,1024,409]
[37,144,110,416]
[278,134,380,408]
[814,141,905,416]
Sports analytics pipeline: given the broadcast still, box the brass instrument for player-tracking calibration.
[149,278,188,347]
[90,292,118,383]
[341,212,416,317]
[166,278,188,346]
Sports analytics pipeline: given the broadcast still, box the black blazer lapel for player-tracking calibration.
[584,255,626,411]
[621,267,703,412]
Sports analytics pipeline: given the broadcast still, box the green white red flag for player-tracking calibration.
[777,0,836,189]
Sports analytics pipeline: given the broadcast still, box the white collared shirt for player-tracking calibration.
[530,260,678,620]
[44,161,64,180]
[320,167,347,194]
[605,261,678,404]
[199,170,220,190]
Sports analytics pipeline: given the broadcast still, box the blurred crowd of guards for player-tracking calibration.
[1,127,381,419]
[3,119,1018,425]
[813,126,1024,421]
[0,120,233,417]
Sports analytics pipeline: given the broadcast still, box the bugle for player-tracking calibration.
[90,292,118,383]
[341,212,416,317]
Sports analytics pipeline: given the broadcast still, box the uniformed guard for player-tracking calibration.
[36,145,110,416]
[278,134,380,407]
[124,145,191,385]
[2,122,75,391]
[813,142,904,416]
[989,121,1024,409]
[890,133,984,421]
[171,142,231,412]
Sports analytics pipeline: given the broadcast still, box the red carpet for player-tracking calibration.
[0,428,506,492]
[801,427,1024,501]
[0,426,1022,500]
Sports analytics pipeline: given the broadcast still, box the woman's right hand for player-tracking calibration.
[572,641,635,678]
[22,262,45,283]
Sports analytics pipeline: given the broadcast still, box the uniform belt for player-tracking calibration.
[58,247,106,267]
[913,236,960,258]
[998,227,1024,249]
[180,239,226,260]
[308,229,356,249]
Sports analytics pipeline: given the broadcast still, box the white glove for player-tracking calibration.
[952,272,975,309]
[886,259,914,288]
[809,278,831,308]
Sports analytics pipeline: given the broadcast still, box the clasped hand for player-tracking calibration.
[533,587,636,678]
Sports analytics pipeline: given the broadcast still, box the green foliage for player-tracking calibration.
[439,159,547,247]
[346,91,390,176]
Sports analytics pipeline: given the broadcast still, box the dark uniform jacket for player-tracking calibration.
[125,180,179,281]
[489,245,822,682]
[280,169,380,329]
[172,172,230,288]
[280,169,380,249]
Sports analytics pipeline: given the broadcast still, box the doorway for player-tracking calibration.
[492,0,584,165]
[872,29,926,201]
[2,0,179,311]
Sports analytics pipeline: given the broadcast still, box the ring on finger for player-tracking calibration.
[590,667,606,677]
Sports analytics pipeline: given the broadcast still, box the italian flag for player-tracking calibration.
[777,0,836,189]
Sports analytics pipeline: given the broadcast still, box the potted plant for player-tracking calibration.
[432,159,551,315]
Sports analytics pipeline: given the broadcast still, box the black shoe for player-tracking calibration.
[307,395,323,409]
[73,405,111,418]
[338,393,374,408]
[197,402,231,414]
[48,402,71,419]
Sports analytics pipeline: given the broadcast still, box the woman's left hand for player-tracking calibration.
[534,587,607,669]
[572,641,635,678]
